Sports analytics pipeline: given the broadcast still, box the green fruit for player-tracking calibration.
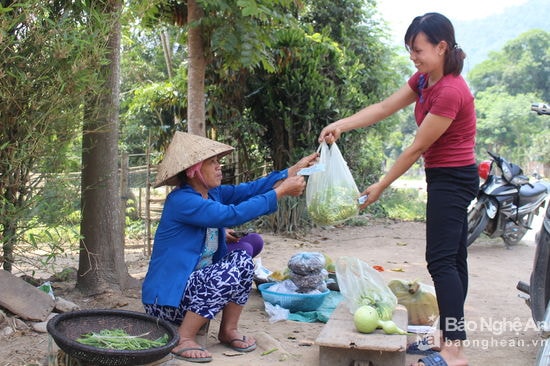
[377,319,407,335]
[353,305,379,334]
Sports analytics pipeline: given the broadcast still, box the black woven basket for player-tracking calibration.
[47,309,179,366]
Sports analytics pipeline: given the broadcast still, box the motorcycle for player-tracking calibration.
[517,201,550,364]
[467,151,549,248]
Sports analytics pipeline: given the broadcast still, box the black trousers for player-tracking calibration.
[425,164,479,341]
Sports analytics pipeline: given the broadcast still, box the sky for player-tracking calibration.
[377,0,529,44]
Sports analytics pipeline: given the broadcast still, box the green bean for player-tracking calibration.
[76,329,169,350]
[261,348,278,356]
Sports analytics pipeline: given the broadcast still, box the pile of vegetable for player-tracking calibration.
[356,294,396,322]
[352,291,407,335]
[336,257,407,335]
[307,186,359,225]
[76,329,169,350]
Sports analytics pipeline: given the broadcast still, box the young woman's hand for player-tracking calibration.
[358,182,386,209]
[318,123,342,144]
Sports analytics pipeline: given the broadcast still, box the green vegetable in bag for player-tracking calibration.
[336,256,398,318]
[306,142,360,226]
[307,186,359,226]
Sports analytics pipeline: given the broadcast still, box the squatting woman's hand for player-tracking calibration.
[275,175,306,198]
[225,229,240,243]
[288,152,319,177]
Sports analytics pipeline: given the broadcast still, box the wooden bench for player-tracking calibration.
[316,303,408,366]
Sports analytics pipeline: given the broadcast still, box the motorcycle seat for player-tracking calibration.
[519,182,546,198]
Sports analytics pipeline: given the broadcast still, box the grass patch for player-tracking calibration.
[379,187,426,221]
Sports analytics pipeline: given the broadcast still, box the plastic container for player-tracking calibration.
[258,282,330,312]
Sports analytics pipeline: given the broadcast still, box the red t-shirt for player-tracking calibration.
[408,72,476,168]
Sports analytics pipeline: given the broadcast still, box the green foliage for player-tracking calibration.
[200,0,298,72]
[122,78,187,150]
[126,216,146,240]
[474,86,550,165]
[31,177,81,226]
[469,29,550,101]
[119,21,189,156]
[122,0,406,184]
[0,1,112,271]
[244,27,345,167]
[120,0,412,235]
[17,224,81,276]
[377,188,426,221]
[468,29,550,170]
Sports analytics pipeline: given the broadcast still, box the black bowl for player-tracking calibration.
[47,309,179,366]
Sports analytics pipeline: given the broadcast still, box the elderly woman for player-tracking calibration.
[142,132,317,363]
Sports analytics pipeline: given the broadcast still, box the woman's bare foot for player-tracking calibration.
[171,338,212,362]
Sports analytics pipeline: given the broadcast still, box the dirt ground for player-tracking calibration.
[0,217,544,366]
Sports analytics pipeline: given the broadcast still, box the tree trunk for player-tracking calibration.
[187,0,206,136]
[77,0,136,295]
[160,31,173,80]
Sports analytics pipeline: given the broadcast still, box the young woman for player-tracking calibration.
[142,131,317,363]
[318,13,477,366]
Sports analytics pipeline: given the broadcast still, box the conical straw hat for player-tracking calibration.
[154,132,234,188]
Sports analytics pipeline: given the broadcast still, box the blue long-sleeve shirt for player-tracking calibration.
[142,169,288,307]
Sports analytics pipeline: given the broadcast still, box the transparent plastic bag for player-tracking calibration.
[287,252,326,275]
[335,256,397,316]
[306,142,360,226]
[264,302,290,323]
[287,252,327,292]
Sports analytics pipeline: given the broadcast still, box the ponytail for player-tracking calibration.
[445,44,466,76]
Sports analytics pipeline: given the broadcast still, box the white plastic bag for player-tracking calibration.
[335,256,397,317]
[264,302,290,323]
[306,142,360,225]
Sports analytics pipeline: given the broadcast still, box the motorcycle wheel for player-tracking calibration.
[467,198,490,247]
[502,214,533,246]
[529,207,550,323]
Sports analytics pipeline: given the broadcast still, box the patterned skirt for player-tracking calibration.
[143,250,254,324]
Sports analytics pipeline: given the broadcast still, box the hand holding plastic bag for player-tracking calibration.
[306,142,360,225]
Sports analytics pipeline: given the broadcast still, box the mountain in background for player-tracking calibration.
[455,0,549,74]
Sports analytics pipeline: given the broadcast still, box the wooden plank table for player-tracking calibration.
[316,303,408,366]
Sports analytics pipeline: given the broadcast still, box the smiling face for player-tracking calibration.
[408,32,446,76]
